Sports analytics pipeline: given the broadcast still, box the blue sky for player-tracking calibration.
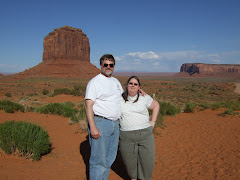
[0,0,240,73]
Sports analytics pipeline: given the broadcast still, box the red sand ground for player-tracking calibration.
[0,95,240,180]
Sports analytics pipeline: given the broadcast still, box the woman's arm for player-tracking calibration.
[148,100,160,128]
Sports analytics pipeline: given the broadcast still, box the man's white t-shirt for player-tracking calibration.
[85,73,123,121]
[120,94,153,131]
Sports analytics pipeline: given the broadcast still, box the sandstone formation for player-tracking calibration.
[180,63,240,76]
[9,26,100,79]
[43,26,90,62]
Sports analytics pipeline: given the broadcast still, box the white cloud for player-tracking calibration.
[126,51,159,60]
[114,50,240,72]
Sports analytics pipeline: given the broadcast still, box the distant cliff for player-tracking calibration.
[43,26,90,62]
[180,63,240,75]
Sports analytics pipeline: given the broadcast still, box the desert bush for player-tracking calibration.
[36,102,84,123]
[211,102,222,110]
[184,102,196,113]
[223,108,234,115]
[70,103,87,123]
[149,100,181,129]
[0,121,51,161]
[0,100,24,113]
[52,88,72,96]
[5,93,12,97]
[36,102,78,117]
[153,114,165,129]
[72,85,86,96]
[158,101,181,116]
[52,86,86,97]
[222,101,240,111]
[42,89,49,95]
[197,102,211,111]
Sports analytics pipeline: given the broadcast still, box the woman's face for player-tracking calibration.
[127,78,140,96]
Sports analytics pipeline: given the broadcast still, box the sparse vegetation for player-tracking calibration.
[5,93,12,97]
[36,102,86,124]
[158,101,181,116]
[0,100,24,113]
[182,100,240,114]
[42,89,49,95]
[149,100,181,129]
[0,121,51,161]
[52,85,86,97]
[184,102,196,113]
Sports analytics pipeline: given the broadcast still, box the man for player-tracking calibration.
[85,54,123,180]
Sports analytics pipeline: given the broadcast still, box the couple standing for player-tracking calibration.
[85,54,160,180]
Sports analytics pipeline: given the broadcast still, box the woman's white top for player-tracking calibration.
[120,94,153,131]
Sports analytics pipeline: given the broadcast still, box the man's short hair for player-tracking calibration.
[100,54,115,65]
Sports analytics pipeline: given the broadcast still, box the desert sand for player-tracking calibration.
[0,94,239,180]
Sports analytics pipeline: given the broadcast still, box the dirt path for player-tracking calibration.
[0,108,240,180]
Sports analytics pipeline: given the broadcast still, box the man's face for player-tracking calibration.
[101,59,115,77]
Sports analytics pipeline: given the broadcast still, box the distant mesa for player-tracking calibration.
[180,63,240,76]
[11,26,101,79]
[43,26,90,62]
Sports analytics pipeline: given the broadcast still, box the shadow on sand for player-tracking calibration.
[79,135,130,180]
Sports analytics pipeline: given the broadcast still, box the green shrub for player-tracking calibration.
[72,85,86,96]
[52,88,72,96]
[0,100,24,113]
[149,100,181,130]
[70,103,86,123]
[36,102,82,123]
[5,93,12,97]
[211,102,222,110]
[224,108,234,115]
[158,101,181,116]
[222,101,240,111]
[36,102,77,117]
[184,102,196,113]
[42,89,49,95]
[0,121,51,161]
[198,102,211,110]
[153,114,165,129]
[52,86,86,97]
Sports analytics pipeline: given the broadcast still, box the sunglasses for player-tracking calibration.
[103,63,114,68]
[128,82,139,86]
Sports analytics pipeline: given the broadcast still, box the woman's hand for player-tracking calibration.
[149,120,156,128]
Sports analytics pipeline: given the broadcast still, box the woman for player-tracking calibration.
[119,76,160,180]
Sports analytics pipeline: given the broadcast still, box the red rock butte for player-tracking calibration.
[179,63,240,77]
[15,26,101,79]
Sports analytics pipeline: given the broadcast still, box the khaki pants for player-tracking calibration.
[119,126,155,180]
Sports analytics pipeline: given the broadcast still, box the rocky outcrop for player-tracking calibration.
[180,63,240,75]
[9,26,100,79]
[43,26,90,62]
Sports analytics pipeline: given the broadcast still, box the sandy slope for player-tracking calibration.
[0,96,239,180]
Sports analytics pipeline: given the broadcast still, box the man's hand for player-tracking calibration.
[85,99,101,139]
[139,88,147,96]
[90,126,101,139]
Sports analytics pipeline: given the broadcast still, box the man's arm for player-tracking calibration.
[85,99,101,139]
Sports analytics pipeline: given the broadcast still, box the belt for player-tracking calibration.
[94,114,108,120]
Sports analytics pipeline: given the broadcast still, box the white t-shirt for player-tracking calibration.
[85,73,123,121]
[120,94,153,131]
